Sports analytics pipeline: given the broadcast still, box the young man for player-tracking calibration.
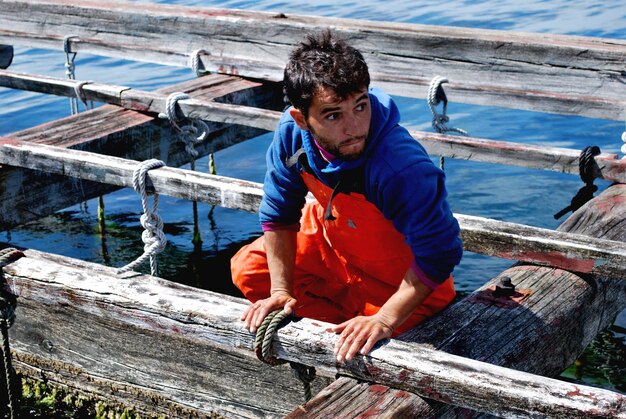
[232,30,462,362]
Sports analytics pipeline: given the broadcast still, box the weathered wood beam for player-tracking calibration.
[0,44,11,69]
[2,69,624,184]
[0,74,281,229]
[289,183,626,418]
[5,249,333,418]
[0,69,279,131]
[0,0,624,119]
[0,138,625,280]
[4,249,626,418]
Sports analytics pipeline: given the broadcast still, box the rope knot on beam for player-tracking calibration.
[159,92,210,160]
[118,159,167,276]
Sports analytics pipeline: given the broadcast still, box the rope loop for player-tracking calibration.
[427,76,468,136]
[189,49,210,77]
[118,159,167,276]
[158,92,210,160]
[554,146,601,220]
[578,145,601,185]
[74,80,94,111]
[254,309,289,366]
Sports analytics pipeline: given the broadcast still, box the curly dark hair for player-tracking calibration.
[283,30,370,116]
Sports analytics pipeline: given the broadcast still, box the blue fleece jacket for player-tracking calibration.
[259,87,462,284]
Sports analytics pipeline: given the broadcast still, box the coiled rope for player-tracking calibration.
[554,146,601,220]
[0,248,24,419]
[118,159,167,276]
[254,309,317,403]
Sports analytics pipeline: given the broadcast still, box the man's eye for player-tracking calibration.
[327,113,340,121]
[355,103,367,112]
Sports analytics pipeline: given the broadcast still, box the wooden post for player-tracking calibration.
[0,45,12,69]
[288,184,626,417]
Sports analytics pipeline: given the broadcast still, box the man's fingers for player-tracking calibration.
[345,333,367,362]
[329,319,350,334]
[286,298,298,314]
[359,335,379,356]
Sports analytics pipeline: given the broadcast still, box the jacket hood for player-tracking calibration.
[302,87,401,180]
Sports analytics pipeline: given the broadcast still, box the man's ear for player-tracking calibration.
[290,108,308,131]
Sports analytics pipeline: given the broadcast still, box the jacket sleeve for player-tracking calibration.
[258,121,308,227]
[376,158,462,286]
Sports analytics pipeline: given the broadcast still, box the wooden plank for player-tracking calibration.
[0,44,12,69]
[0,74,281,229]
[291,183,626,418]
[2,69,625,184]
[5,249,333,418]
[0,0,624,119]
[1,138,625,280]
[3,248,625,418]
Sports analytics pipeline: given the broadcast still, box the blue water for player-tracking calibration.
[1,0,625,392]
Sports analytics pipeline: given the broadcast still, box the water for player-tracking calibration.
[1,0,625,396]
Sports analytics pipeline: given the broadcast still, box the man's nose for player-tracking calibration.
[343,113,360,136]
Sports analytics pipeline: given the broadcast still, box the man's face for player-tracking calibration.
[291,86,371,161]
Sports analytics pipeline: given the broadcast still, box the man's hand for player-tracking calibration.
[241,291,297,333]
[329,314,394,362]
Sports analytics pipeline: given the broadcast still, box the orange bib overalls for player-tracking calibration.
[231,172,455,335]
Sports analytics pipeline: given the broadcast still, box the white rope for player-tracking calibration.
[74,80,94,112]
[158,92,210,160]
[189,49,209,77]
[427,76,468,136]
[64,35,79,115]
[118,159,167,276]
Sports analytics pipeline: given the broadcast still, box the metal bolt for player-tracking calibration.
[493,276,516,297]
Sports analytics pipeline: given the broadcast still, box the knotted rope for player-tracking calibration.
[0,248,23,419]
[554,146,601,220]
[427,76,468,136]
[158,92,210,168]
[189,49,209,77]
[254,309,317,403]
[118,160,167,276]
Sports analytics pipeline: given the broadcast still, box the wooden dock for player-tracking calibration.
[0,1,625,417]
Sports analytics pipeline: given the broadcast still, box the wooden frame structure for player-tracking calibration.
[0,1,625,417]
